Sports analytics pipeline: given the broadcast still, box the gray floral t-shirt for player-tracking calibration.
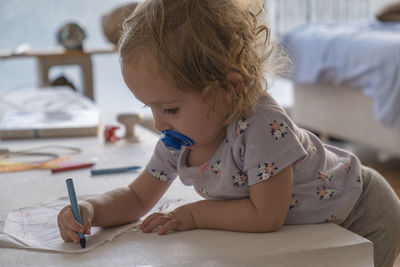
[146,94,362,224]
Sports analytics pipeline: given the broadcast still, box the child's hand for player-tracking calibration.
[140,205,197,235]
[57,201,93,244]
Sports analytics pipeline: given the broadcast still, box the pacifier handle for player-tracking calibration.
[161,130,194,150]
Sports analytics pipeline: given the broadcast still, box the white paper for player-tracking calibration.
[1,196,186,253]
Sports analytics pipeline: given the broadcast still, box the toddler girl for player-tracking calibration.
[57,1,400,266]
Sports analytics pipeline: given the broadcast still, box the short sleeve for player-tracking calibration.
[145,138,180,182]
[239,108,307,186]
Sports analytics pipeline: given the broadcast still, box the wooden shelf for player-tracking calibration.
[0,45,117,100]
[0,45,116,59]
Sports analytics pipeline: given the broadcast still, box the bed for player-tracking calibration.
[275,1,400,157]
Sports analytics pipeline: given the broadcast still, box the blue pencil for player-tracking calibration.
[90,166,141,176]
[66,178,86,248]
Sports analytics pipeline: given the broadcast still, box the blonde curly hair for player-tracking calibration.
[119,0,280,123]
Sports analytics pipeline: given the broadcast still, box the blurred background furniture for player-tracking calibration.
[274,0,400,158]
[101,2,138,45]
[267,0,371,38]
[0,87,101,139]
[0,47,115,100]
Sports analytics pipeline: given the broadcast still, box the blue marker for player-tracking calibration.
[66,178,86,248]
[161,130,194,150]
[90,165,141,176]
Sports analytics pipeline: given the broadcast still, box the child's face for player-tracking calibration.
[122,51,228,150]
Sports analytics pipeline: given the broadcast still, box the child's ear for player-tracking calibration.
[225,72,244,92]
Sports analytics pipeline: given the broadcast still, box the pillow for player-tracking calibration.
[101,3,138,45]
[376,0,400,22]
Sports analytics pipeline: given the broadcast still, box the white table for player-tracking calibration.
[0,126,373,266]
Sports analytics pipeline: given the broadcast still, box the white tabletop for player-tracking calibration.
[0,126,373,266]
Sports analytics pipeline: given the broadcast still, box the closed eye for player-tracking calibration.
[163,107,179,115]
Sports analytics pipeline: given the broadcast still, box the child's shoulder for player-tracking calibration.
[231,94,293,132]
[227,94,297,146]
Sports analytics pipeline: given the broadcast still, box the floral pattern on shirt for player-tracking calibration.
[324,214,338,223]
[236,119,249,136]
[198,162,211,175]
[151,169,169,182]
[270,120,288,140]
[257,162,278,181]
[211,160,222,178]
[289,193,298,210]
[310,142,318,153]
[343,159,351,173]
[317,187,334,200]
[198,187,209,198]
[147,94,363,225]
[318,171,333,184]
[232,171,248,186]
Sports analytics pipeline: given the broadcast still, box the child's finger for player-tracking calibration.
[80,208,92,235]
[142,214,171,233]
[141,212,164,230]
[63,208,85,233]
[58,224,73,242]
[65,227,82,244]
[158,219,179,235]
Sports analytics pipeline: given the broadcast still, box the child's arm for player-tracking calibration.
[142,165,293,234]
[57,170,171,243]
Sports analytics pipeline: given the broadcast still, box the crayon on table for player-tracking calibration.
[51,163,94,173]
[66,178,86,248]
[90,166,141,175]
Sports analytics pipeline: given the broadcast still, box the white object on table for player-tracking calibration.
[0,87,100,140]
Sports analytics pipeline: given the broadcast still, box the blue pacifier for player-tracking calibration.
[161,130,194,150]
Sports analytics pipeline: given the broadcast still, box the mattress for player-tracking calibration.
[293,83,400,157]
[282,20,400,129]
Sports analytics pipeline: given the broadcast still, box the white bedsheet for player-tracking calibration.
[282,20,400,129]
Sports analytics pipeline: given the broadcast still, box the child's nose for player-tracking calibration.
[153,113,172,132]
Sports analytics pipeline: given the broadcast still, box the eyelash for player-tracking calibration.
[163,107,179,115]
[142,104,179,115]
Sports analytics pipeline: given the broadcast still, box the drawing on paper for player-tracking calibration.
[2,196,185,253]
